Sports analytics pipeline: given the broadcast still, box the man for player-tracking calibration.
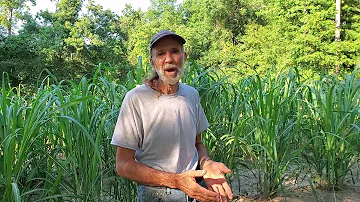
[111,30,233,202]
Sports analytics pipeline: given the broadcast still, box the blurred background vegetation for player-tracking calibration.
[1,0,359,90]
[1,0,360,201]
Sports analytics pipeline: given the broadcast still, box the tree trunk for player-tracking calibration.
[335,0,341,74]
[8,8,13,36]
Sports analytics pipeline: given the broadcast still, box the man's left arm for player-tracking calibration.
[195,134,233,201]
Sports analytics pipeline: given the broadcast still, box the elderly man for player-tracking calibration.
[111,30,233,202]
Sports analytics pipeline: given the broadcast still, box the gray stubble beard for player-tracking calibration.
[155,64,184,85]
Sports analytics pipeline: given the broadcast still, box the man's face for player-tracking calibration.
[150,37,187,85]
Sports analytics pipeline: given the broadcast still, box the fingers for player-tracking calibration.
[218,165,233,199]
[219,164,232,174]
[212,184,227,202]
[209,181,233,201]
[195,186,221,202]
[222,182,233,200]
[187,169,207,178]
[178,173,220,202]
[200,161,233,201]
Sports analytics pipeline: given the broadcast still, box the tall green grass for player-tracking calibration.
[184,65,359,197]
[1,62,359,201]
[0,66,136,201]
[241,68,302,197]
[301,69,360,190]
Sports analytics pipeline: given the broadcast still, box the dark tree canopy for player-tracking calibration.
[1,0,359,88]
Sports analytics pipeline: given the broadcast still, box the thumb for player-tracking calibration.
[186,169,207,177]
[220,164,232,174]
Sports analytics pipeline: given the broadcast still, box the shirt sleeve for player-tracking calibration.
[111,92,142,150]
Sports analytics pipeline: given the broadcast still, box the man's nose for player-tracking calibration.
[164,52,174,63]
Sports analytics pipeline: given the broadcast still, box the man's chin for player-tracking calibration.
[157,70,182,85]
[161,77,181,85]
[164,79,180,85]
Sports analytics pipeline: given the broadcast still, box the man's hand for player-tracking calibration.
[176,170,221,202]
[202,161,233,201]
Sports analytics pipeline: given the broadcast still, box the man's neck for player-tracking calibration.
[154,79,179,94]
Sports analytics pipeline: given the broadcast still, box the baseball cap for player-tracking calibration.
[149,30,186,55]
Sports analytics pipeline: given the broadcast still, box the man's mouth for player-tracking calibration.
[165,68,176,73]
[163,67,179,77]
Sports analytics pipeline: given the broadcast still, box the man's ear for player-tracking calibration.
[184,51,188,62]
[150,57,155,69]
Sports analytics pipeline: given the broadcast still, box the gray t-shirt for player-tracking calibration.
[111,82,210,173]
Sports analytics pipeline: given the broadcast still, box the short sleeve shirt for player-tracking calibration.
[111,82,209,173]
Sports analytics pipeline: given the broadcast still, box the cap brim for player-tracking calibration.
[150,31,186,52]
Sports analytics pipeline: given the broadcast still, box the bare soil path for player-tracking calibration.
[229,165,360,202]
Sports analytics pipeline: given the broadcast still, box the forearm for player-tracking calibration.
[117,159,178,188]
[116,147,179,188]
[195,134,212,168]
[196,141,209,163]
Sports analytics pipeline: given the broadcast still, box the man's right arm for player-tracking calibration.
[116,146,221,202]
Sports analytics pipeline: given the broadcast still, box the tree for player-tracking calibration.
[180,0,261,68]
[236,0,360,75]
[0,0,35,35]
[124,0,184,64]
[64,0,130,77]
[35,0,130,81]
[335,0,341,73]
[0,14,44,87]
[1,0,131,88]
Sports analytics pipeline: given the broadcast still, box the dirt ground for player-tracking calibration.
[230,186,360,202]
[229,164,360,202]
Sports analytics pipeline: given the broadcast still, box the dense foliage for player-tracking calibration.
[1,0,360,201]
[1,0,360,88]
[0,64,359,201]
